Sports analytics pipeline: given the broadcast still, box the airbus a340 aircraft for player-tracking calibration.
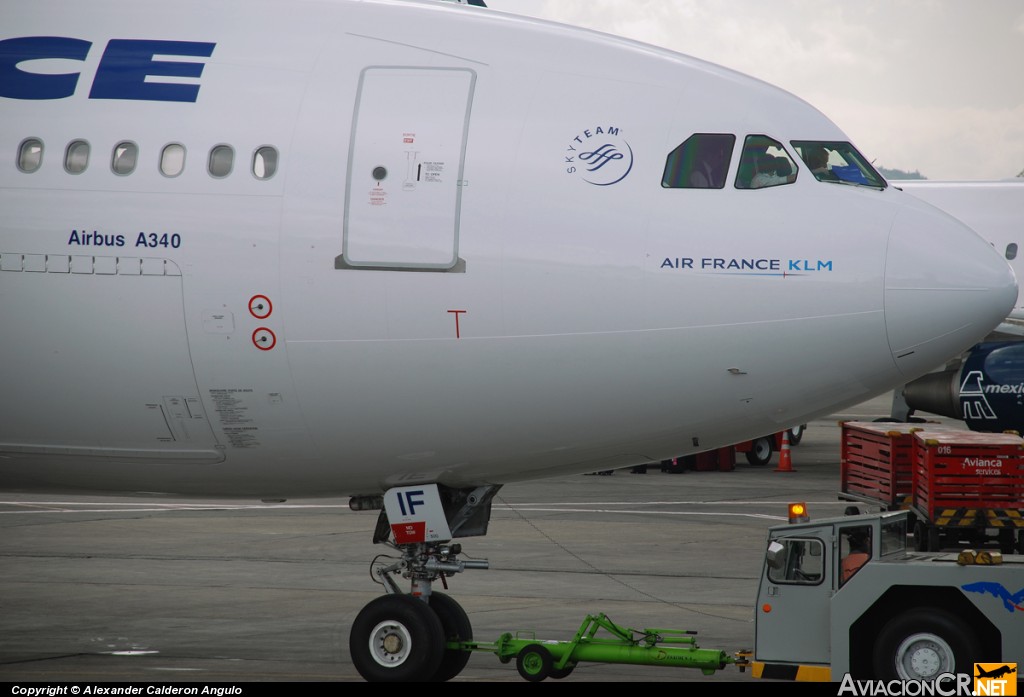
[0,0,1017,682]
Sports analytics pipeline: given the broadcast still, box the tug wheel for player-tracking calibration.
[516,643,553,682]
[873,608,980,680]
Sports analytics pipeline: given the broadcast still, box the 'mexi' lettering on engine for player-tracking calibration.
[984,383,1024,394]
[0,37,216,102]
[659,257,834,275]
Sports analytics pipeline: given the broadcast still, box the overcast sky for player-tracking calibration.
[484,0,1024,180]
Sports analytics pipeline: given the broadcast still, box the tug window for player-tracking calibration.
[18,138,44,173]
[839,526,872,585]
[766,538,823,585]
[880,517,907,557]
[791,140,886,189]
[64,140,90,174]
[662,133,735,189]
[735,135,797,189]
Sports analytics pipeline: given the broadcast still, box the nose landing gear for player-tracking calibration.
[348,484,497,682]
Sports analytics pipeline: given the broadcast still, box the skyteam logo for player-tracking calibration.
[565,125,634,186]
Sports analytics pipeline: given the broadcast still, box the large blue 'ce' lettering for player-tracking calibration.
[0,36,91,99]
[90,39,215,102]
[0,37,216,102]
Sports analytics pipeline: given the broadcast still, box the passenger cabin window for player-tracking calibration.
[662,134,735,189]
[18,138,44,173]
[112,141,138,175]
[64,140,90,174]
[252,146,278,180]
[1006,243,1018,261]
[209,145,234,178]
[735,135,797,189]
[15,138,279,182]
[160,143,186,177]
[791,141,886,189]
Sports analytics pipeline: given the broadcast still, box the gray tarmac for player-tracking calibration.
[0,394,963,683]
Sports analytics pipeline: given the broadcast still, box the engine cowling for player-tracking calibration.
[903,341,1024,433]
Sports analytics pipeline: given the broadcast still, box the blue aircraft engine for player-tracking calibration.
[903,342,1024,433]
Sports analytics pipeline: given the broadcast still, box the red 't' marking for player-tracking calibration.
[447,310,467,338]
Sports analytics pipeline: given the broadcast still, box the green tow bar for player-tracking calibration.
[459,613,749,682]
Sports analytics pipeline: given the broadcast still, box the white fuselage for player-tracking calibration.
[896,180,1024,321]
[0,0,1016,497]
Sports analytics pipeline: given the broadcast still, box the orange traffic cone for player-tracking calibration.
[775,430,795,472]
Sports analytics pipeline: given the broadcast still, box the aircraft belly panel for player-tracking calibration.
[284,307,895,488]
[0,256,223,464]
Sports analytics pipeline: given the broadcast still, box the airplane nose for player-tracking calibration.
[885,199,1018,378]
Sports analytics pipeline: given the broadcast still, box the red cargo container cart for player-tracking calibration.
[839,421,922,509]
[911,430,1024,553]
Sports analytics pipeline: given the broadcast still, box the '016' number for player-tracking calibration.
[136,232,181,249]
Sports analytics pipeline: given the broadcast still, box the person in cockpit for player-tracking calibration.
[804,146,839,182]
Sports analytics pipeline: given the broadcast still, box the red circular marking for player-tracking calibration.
[249,294,273,319]
[252,327,276,351]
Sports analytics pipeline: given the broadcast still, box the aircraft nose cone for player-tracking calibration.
[885,200,1018,378]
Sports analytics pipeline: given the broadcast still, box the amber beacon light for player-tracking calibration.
[788,502,809,524]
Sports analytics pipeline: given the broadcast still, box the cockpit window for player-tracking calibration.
[791,141,886,189]
[735,135,797,190]
[662,133,735,189]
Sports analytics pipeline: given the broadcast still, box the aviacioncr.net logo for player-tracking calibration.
[974,663,1017,696]
[837,667,1019,697]
[837,673,973,696]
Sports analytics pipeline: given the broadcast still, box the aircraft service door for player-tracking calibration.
[337,67,476,272]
